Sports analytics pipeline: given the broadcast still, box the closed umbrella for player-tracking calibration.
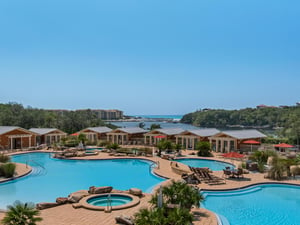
[157,186,163,208]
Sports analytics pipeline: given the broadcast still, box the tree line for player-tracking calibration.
[0,103,116,134]
[181,106,300,144]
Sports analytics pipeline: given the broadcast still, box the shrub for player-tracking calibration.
[97,140,109,147]
[1,163,16,178]
[196,142,212,157]
[0,153,10,163]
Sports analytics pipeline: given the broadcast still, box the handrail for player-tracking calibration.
[26,160,46,169]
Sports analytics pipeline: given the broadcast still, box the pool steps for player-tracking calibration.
[203,186,262,198]
[216,214,230,225]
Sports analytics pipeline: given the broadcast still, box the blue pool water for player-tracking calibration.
[203,184,300,225]
[174,158,233,171]
[87,194,132,207]
[0,153,164,209]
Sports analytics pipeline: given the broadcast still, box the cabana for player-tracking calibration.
[0,126,37,150]
[79,127,112,143]
[144,128,185,146]
[209,129,266,153]
[175,128,220,150]
[107,127,147,145]
[29,128,67,145]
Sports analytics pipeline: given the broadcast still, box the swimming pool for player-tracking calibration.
[0,152,164,209]
[174,158,233,171]
[202,183,300,225]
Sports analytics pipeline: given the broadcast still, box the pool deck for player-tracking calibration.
[1,149,300,224]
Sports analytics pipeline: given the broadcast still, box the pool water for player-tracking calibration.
[87,194,132,207]
[174,158,233,171]
[203,184,300,225]
[0,153,164,209]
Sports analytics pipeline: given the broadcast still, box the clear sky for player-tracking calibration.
[0,0,299,115]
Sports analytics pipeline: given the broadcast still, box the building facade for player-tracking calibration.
[0,126,37,150]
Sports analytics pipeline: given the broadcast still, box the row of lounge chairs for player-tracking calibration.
[189,167,226,185]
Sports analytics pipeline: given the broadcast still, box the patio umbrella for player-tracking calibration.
[222,152,245,168]
[274,143,294,153]
[71,132,79,136]
[243,140,260,152]
[274,143,294,148]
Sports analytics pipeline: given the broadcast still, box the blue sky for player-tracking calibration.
[0,0,299,115]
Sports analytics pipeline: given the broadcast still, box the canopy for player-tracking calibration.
[243,140,260,144]
[154,135,166,138]
[222,152,245,158]
[71,132,79,136]
[274,143,294,148]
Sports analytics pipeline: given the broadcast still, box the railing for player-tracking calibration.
[26,160,46,169]
[149,161,159,173]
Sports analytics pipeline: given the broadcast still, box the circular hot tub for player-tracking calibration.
[79,193,140,211]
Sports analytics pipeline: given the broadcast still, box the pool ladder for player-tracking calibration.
[105,194,112,213]
[149,161,160,173]
[26,160,46,169]
[26,160,47,176]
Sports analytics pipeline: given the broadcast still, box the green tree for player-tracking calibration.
[151,181,204,209]
[2,201,42,225]
[156,139,173,157]
[138,122,145,129]
[106,143,120,150]
[77,133,88,145]
[196,141,212,157]
[150,123,161,130]
[135,181,202,225]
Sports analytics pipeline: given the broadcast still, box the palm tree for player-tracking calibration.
[2,201,42,225]
[156,140,173,157]
[135,181,204,224]
[267,156,286,180]
[153,180,204,209]
[134,208,166,225]
[166,207,193,225]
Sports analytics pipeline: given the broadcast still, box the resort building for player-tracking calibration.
[175,128,220,150]
[144,128,185,146]
[107,127,147,145]
[209,129,266,153]
[29,128,67,146]
[79,127,112,143]
[0,126,37,150]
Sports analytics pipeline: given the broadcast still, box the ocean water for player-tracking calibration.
[112,121,198,130]
[131,115,183,120]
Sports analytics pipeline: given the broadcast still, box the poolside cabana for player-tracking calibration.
[79,127,112,143]
[144,128,185,146]
[0,126,37,150]
[29,128,67,146]
[209,129,266,153]
[175,128,220,150]
[107,127,147,145]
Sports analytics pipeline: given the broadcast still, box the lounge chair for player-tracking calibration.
[232,168,244,179]
[115,215,134,225]
[223,169,233,178]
